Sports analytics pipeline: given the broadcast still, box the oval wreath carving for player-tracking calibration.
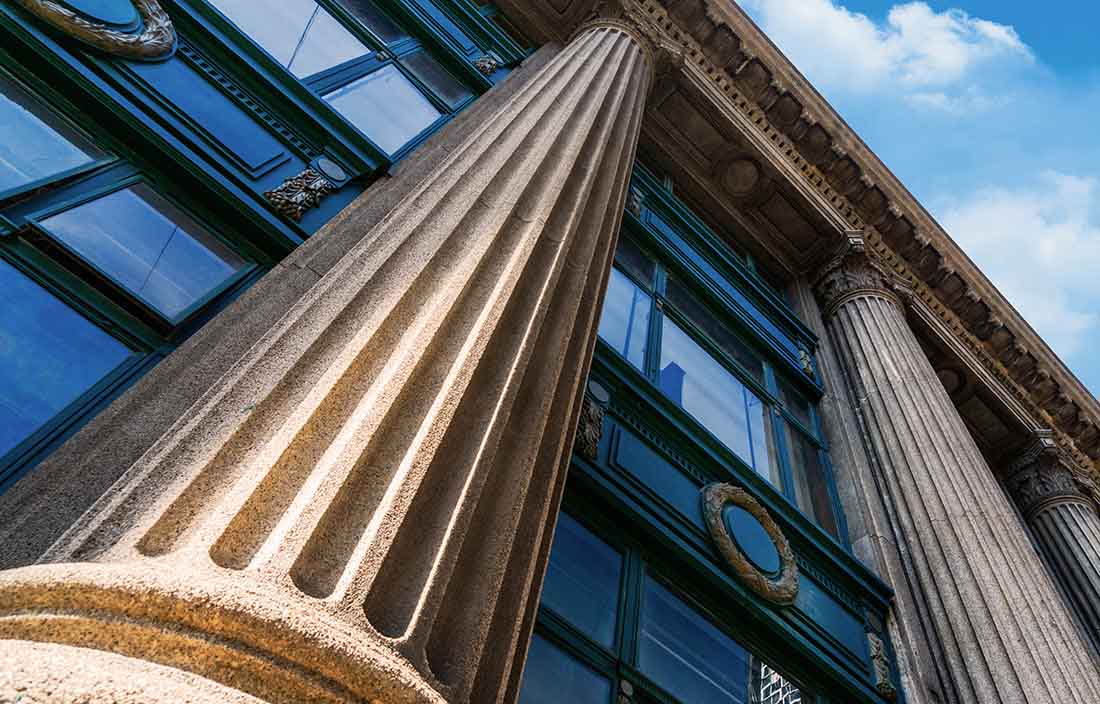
[702,482,799,605]
[15,0,176,61]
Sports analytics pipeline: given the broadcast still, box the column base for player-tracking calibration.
[0,563,445,704]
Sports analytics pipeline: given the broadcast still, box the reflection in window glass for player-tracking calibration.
[403,51,473,109]
[41,185,248,322]
[339,0,408,43]
[598,268,650,370]
[778,378,814,433]
[638,577,752,704]
[208,0,368,77]
[0,259,133,458]
[542,513,621,648]
[324,65,442,153]
[0,75,103,193]
[665,275,763,383]
[613,236,655,289]
[519,634,612,704]
[785,423,839,539]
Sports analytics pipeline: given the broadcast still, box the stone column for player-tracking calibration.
[816,234,1100,704]
[1005,432,1100,657]
[0,19,653,704]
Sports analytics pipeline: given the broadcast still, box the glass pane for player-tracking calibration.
[209,0,368,77]
[339,0,408,43]
[785,423,840,539]
[665,276,763,383]
[402,51,473,108]
[208,0,317,66]
[748,392,783,488]
[324,65,442,154]
[638,577,752,704]
[288,6,372,78]
[541,513,622,648]
[659,318,756,465]
[597,267,650,370]
[613,236,655,290]
[519,634,611,704]
[777,378,814,434]
[0,75,103,193]
[753,660,807,704]
[0,259,132,458]
[41,185,248,322]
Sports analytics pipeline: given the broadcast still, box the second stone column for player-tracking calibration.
[817,235,1100,704]
[0,17,654,704]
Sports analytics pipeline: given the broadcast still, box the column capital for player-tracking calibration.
[573,0,667,80]
[813,232,909,319]
[1006,430,1094,517]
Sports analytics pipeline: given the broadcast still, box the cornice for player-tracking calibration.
[636,0,1100,472]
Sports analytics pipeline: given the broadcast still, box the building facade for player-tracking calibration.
[2,1,1100,703]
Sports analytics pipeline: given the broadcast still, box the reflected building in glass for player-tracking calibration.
[1,1,1099,704]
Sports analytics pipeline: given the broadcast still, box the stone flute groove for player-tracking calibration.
[1005,435,1100,657]
[817,236,1100,704]
[0,21,653,704]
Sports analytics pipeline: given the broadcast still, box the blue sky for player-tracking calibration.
[739,0,1100,395]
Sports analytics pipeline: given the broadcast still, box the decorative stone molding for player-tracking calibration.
[812,232,906,319]
[472,54,500,76]
[14,0,176,60]
[867,631,898,701]
[701,483,799,606]
[575,394,605,462]
[263,169,336,222]
[1005,432,1093,518]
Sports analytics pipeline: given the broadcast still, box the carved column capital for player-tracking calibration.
[574,0,664,79]
[1005,431,1093,518]
[813,232,907,319]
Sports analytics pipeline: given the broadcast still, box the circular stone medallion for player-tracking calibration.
[702,483,799,605]
[58,0,140,28]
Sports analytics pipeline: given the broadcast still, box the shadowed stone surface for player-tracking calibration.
[817,235,1100,704]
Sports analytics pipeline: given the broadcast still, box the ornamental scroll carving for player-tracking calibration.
[1005,432,1092,517]
[264,169,337,222]
[15,0,176,61]
[867,631,898,701]
[813,232,908,319]
[702,483,799,606]
[575,393,605,462]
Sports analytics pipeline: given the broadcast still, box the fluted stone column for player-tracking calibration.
[816,234,1100,704]
[1005,432,1100,657]
[0,19,653,704]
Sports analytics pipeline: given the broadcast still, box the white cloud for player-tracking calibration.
[740,0,1032,98]
[938,172,1100,359]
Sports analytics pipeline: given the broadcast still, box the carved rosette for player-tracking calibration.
[263,169,337,222]
[813,233,907,319]
[15,0,176,60]
[702,483,799,606]
[1005,433,1092,518]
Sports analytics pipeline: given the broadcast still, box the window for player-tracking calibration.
[596,230,841,540]
[0,74,257,489]
[207,0,473,155]
[521,512,809,704]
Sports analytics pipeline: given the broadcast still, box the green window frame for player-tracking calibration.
[196,0,505,160]
[598,228,844,541]
[521,508,818,704]
[0,70,268,491]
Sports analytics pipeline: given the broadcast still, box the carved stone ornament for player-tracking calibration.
[263,169,337,222]
[14,0,176,61]
[1006,431,1092,517]
[472,54,500,77]
[702,483,799,606]
[813,232,907,319]
[575,393,605,462]
[867,631,898,701]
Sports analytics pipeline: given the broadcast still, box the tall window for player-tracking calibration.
[207,0,473,155]
[0,73,257,489]
[521,512,810,704]
[596,234,841,539]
